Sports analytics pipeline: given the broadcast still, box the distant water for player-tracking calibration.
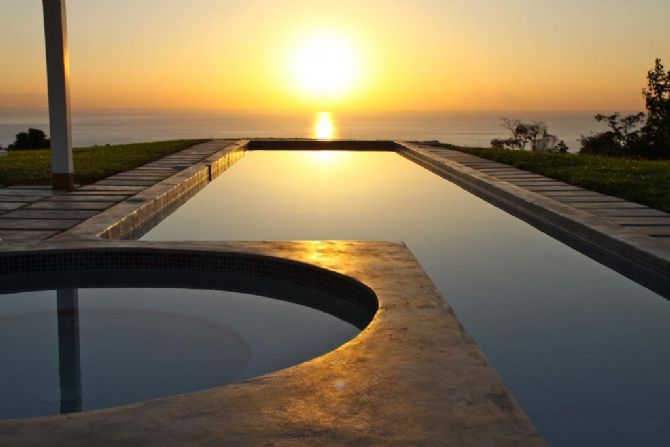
[0,108,612,151]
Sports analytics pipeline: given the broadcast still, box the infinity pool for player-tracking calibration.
[142,150,670,447]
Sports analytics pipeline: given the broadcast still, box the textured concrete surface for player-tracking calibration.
[0,240,547,447]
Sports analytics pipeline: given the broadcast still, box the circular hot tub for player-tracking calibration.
[0,248,377,419]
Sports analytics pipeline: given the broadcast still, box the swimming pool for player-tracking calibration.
[0,252,374,419]
[142,150,670,447]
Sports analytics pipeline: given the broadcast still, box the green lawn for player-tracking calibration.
[442,144,670,213]
[0,140,208,186]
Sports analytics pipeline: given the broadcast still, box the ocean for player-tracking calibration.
[0,108,612,151]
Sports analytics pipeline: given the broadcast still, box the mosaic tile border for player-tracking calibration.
[0,247,376,312]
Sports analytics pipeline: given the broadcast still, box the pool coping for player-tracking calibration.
[0,240,546,446]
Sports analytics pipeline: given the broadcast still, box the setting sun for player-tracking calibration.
[289,33,359,100]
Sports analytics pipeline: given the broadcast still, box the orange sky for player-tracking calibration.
[1,0,668,111]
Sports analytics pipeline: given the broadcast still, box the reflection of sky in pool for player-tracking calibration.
[143,150,670,447]
[0,287,358,419]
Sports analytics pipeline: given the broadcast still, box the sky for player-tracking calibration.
[1,0,668,112]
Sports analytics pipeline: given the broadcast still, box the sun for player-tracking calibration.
[289,34,359,99]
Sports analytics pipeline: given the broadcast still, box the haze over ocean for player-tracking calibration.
[0,108,614,151]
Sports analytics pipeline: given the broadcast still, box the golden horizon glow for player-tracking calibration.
[1,1,669,111]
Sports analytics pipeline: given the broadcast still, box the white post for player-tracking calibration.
[42,0,74,191]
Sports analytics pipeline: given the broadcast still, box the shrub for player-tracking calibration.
[8,128,50,150]
[580,112,645,156]
[580,132,626,156]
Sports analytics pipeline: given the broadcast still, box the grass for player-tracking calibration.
[441,144,670,213]
[0,140,208,186]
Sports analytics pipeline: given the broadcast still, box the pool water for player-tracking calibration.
[143,150,670,447]
[0,286,359,419]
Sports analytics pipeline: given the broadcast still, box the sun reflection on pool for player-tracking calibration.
[308,150,341,165]
[313,112,336,140]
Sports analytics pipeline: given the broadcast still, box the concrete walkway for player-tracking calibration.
[0,140,234,242]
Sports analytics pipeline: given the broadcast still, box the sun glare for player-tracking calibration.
[290,34,358,99]
[313,111,336,140]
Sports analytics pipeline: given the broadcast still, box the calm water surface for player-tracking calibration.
[0,286,359,419]
[143,151,670,447]
[0,108,611,150]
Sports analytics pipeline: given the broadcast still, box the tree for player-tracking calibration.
[641,58,670,158]
[491,118,567,152]
[581,58,670,158]
[8,128,50,150]
[554,141,569,153]
[580,112,645,156]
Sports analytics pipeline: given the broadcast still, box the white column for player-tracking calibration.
[42,0,74,191]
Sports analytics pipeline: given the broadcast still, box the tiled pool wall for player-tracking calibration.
[0,247,377,318]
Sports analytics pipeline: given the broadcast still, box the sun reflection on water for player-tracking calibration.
[308,150,340,165]
[313,112,336,140]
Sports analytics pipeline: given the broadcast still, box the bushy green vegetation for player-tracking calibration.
[445,145,670,213]
[580,59,670,158]
[0,140,207,186]
[8,128,50,150]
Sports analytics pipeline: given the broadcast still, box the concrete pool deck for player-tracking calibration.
[0,240,547,446]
